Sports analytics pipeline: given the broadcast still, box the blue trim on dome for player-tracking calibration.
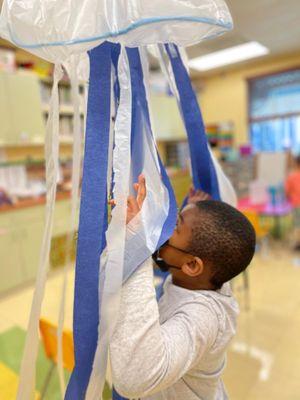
[8,16,232,49]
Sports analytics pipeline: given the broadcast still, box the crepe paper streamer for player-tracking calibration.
[158,44,237,207]
[164,44,220,201]
[65,42,112,399]
[85,45,133,399]
[16,64,63,400]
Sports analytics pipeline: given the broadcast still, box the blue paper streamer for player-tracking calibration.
[165,44,221,201]
[65,41,113,399]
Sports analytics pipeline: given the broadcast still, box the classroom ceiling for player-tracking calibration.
[186,0,300,74]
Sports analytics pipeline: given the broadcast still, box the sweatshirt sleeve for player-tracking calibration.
[109,258,218,399]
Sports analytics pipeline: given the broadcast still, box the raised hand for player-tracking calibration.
[109,175,147,224]
[126,175,146,224]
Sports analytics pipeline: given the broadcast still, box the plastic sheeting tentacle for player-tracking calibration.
[17,63,63,400]
[126,47,178,252]
[65,42,113,400]
[56,54,83,397]
[110,45,177,400]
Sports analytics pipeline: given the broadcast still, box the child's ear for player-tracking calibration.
[182,257,204,277]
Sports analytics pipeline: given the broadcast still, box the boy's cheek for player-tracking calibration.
[159,247,171,261]
[159,248,178,265]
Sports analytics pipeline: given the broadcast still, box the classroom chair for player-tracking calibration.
[39,318,74,399]
[233,210,271,311]
[242,209,271,255]
[39,319,112,399]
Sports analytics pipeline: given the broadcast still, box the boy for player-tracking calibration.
[110,176,256,399]
[285,155,300,250]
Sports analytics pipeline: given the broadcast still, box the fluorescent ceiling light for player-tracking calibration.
[189,41,269,71]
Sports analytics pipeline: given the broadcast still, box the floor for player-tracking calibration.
[1,243,300,399]
[224,244,300,400]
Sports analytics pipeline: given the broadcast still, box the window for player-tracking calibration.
[249,68,300,153]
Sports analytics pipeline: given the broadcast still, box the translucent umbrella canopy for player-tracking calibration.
[0,0,232,62]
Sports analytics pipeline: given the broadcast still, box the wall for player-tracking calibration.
[198,51,300,145]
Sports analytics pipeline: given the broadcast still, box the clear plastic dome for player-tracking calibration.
[0,0,232,62]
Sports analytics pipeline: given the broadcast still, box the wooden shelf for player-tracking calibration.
[40,75,85,87]
[0,191,71,214]
[42,103,85,115]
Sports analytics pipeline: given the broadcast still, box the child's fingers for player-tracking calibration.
[133,183,139,192]
[108,199,116,206]
[137,174,146,207]
[127,196,139,213]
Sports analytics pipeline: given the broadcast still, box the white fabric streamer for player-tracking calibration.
[17,64,63,400]
[86,46,132,400]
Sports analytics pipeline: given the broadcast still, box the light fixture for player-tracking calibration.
[188,41,269,71]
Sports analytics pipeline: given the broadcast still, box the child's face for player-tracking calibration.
[159,204,198,268]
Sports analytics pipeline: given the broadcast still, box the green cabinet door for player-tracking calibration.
[5,71,45,144]
[0,199,76,294]
[19,221,44,282]
[11,205,44,282]
[0,227,24,293]
[0,73,13,145]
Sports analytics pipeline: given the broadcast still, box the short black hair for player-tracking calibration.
[187,200,256,289]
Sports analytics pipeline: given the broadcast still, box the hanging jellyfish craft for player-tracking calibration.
[0,1,237,399]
